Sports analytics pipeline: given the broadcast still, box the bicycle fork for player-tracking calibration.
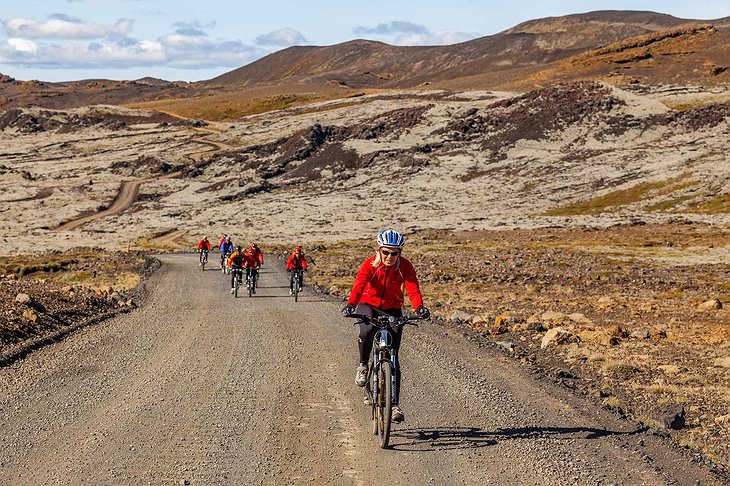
[371,331,398,405]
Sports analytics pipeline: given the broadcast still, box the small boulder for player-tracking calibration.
[568,313,591,324]
[578,329,619,346]
[541,327,577,349]
[490,315,510,335]
[451,310,474,324]
[22,309,38,322]
[495,341,514,352]
[651,404,685,431]
[526,320,547,332]
[630,329,650,340]
[607,325,626,337]
[698,299,722,310]
[713,357,730,368]
[15,293,46,312]
[15,293,32,305]
[541,311,566,322]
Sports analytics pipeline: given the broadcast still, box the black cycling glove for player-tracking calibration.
[416,305,430,319]
[342,303,356,317]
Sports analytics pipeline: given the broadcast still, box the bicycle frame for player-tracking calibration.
[369,328,398,407]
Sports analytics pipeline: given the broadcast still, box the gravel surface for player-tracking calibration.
[0,255,725,485]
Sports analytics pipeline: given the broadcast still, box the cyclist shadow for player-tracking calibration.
[389,425,642,451]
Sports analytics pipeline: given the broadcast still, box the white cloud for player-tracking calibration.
[354,21,428,36]
[0,35,264,70]
[255,28,308,46]
[7,38,38,53]
[352,20,475,46]
[3,17,133,39]
[394,30,475,46]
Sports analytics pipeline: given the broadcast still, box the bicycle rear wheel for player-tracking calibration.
[377,361,392,448]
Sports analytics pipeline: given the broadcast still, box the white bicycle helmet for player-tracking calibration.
[377,229,405,249]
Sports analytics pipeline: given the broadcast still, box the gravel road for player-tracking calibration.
[0,255,724,485]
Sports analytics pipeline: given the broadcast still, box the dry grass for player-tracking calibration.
[127,86,371,121]
[687,194,730,214]
[543,174,696,216]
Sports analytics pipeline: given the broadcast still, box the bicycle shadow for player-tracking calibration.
[388,425,643,451]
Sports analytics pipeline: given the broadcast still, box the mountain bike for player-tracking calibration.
[245,267,254,297]
[291,268,304,302]
[231,267,243,298]
[251,267,259,293]
[199,250,208,271]
[345,303,423,449]
[221,252,231,274]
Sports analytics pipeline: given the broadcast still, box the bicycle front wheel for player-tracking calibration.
[377,361,392,448]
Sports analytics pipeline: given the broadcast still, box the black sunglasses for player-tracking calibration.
[380,249,400,257]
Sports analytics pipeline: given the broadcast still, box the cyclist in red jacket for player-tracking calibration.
[248,242,264,266]
[196,236,211,266]
[197,236,211,252]
[341,229,430,423]
[286,246,307,295]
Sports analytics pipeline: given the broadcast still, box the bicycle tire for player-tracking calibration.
[294,275,299,302]
[248,274,252,297]
[378,361,392,448]
[369,369,378,435]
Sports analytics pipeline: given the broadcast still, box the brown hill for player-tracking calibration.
[512,25,730,89]
[202,10,728,90]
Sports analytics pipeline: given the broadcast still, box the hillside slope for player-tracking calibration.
[203,11,730,90]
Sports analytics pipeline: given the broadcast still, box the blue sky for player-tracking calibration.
[0,0,727,82]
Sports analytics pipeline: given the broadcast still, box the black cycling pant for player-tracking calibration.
[289,269,304,290]
[230,267,243,288]
[358,308,403,405]
[246,267,258,287]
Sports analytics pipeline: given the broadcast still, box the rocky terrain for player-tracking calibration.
[305,222,730,467]
[0,249,156,361]
[1,81,728,255]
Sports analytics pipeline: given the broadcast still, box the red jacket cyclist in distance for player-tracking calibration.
[286,249,307,271]
[249,243,264,267]
[197,237,211,252]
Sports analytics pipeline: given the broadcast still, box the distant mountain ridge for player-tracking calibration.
[1,10,729,112]
[202,10,730,89]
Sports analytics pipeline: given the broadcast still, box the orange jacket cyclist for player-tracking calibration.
[286,247,307,295]
[341,229,430,423]
[227,246,254,293]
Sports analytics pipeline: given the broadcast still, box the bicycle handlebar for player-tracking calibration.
[346,313,423,328]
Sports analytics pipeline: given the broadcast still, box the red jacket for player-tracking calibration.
[286,253,307,270]
[347,254,423,311]
[197,239,211,251]
[249,247,264,266]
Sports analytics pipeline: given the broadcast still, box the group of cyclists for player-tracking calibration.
[196,234,308,295]
[197,228,430,424]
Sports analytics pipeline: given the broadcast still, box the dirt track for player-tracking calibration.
[0,255,725,485]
